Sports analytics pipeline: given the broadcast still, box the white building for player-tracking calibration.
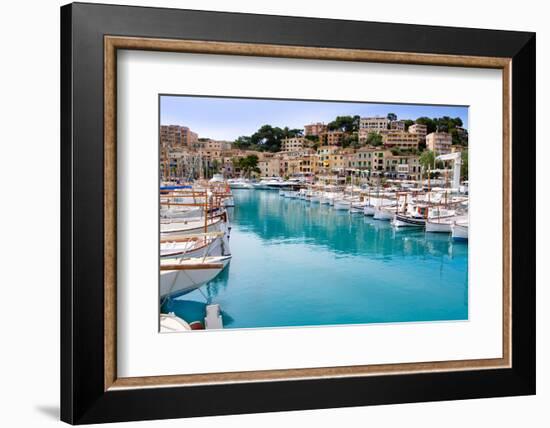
[359,116,390,143]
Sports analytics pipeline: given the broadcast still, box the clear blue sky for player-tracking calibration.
[160,95,468,141]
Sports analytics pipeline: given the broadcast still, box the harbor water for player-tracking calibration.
[165,189,468,329]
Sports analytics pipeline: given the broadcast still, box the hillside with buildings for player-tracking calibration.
[160,113,468,181]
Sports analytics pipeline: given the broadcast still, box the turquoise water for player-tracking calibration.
[166,189,468,329]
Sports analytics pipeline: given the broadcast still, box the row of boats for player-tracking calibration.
[159,182,234,314]
[277,185,469,240]
[227,177,302,190]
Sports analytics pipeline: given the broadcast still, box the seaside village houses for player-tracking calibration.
[160,116,465,182]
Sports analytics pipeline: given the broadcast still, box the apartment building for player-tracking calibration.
[304,122,327,136]
[382,130,420,150]
[299,154,317,175]
[281,137,307,152]
[408,123,428,140]
[160,125,198,148]
[258,157,282,177]
[390,120,406,131]
[347,147,386,171]
[321,130,344,146]
[385,154,421,180]
[426,131,452,155]
[358,116,390,144]
[205,139,232,151]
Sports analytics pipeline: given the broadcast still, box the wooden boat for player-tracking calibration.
[160,206,203,220]
[393,205,457,228]
[373,205,396,221]
[426,214,467,233]
[160,215,226,239]
[160,255,232,298]
[160,313,192,332]
[160,232,229,259]
[451,221,469,241]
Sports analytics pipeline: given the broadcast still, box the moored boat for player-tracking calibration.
[426,214,467,233]
[373,206,396,221]
[451,221,469,241]
[161,215,227,239]
[160,255,232,298]
[160,232,229,259]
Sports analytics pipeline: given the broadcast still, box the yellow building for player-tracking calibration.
[258,157,282,177]
[382,130,419,150]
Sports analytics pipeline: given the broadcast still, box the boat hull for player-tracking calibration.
[393,214,426,228]
[160,236,230,259]
[160,256,231,298]
[373,207,394,221]
[425,220,452,233]
[452,223,469,240]
[161,217,226,239]
[333,200,351,210]
[363,205,375,216]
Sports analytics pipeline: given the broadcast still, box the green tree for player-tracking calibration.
[342,132,358,148]
[304,135,319,143]
[403,119,414,130]
[419,150,436,172]
[366,132,383,146]
[415,117,437,134]
[237,155,261,178]
[460,149,468,180]
[233,135,253,149]
[327,115,360,133]
[210,159,221,176]
[387,112,397,122]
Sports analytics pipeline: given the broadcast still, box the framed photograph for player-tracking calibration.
[61,2,536,424]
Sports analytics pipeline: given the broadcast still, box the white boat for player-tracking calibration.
[161,216,226,239]
[426,214,466,233]
[297,189,308,200]
[373,206,396,221]
[254,178,285,189]
[321,192,338,205]
[333,199,352,210]
[393,213,426,227]
[160,206,203,220]
[451,221,469,241]
[160,313,191,332]
[228,179,254,189]
[160,232,229,259]
[160,255,232,298]
[363,204,376,216]
[393,205,457,228]
[333,195,360,211]
[350,201,367,213]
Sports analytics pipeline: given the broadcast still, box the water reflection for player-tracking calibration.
[233,190,466,261]
[172,189,468,329]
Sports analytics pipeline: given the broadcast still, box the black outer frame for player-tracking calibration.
[60,2,536,424]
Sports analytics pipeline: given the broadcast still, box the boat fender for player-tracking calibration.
[189,321,205,330]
